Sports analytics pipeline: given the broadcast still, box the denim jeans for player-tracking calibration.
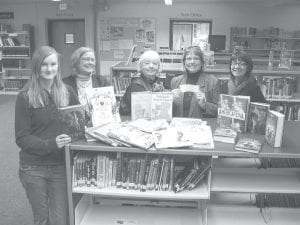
[19,164,69,225]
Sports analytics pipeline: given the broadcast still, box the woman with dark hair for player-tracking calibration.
[15,46,79,225]
[228,52,266,103]
[171,45,221,118]
[63,47,110,125]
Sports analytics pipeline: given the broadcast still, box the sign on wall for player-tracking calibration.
[99,17,156,61]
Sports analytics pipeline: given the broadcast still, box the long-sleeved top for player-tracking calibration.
[228,77,266,103]
[119,76,155,115]
[170,73,220,118]
[63,74,110,97]
[15,87,79,166]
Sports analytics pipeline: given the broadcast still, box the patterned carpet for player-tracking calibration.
[0,95,32,225]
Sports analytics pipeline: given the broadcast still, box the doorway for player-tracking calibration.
[47,19,85,78]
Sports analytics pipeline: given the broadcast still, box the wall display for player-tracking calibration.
[99,17,156,61]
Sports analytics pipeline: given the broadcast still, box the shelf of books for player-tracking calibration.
[0,23,34,93]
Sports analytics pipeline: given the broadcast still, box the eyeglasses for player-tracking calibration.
[185,56,201,62]
[231,62,247,67]
[81,57,95,62]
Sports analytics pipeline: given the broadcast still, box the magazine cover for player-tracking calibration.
[247,102,270,135]
[265,110,285,148]
[217,94,250,133]
[85,86,121,127]
[59,104,85,142]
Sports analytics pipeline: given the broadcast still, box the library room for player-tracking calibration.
[1,0,300,225]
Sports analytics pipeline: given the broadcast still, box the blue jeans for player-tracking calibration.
[19,164,69,225]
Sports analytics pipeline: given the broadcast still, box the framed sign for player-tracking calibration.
[65,33,74,44]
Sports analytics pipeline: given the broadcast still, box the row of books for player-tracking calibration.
[112,76,131,95]
[231,26,299,38]
[3,79,25,90]
[273,103,300,121]
[259,76,296,100]
[73,152,210,193]
[0,36,21,47]
[255,193,300,208]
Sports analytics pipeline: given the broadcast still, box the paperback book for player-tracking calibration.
[85,86,121,127]
[107,124,154,150]
[131,91,173,121]
[213,127,238,144]
[265,110,285,148]
[59,104,85,142]
[152,127,193,149]
[247,102,270,135]
[217,94,250,133]
[170,117,214,149]
[235,137,262,154]
[127,118,169,133]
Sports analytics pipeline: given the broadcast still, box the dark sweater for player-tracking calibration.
[15,86,79,165]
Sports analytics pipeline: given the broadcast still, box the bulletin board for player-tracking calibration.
[99,17,156,61]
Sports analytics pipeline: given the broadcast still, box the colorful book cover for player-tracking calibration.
[235,137,262,154]
[247,102,270,135]
[59,104,85,142]
[217,94,250,133]
[131,91,173,121]
[265,110,285,148]
[85,86,121,127]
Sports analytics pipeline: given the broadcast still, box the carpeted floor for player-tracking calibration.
[0,95,32,225]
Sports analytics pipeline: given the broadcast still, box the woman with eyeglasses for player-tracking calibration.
[228,52,266,103]
[171,45,221,118]
[63,47,110,126]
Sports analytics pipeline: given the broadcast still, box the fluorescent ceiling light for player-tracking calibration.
[51,0,62,2]
[164,0,172,5]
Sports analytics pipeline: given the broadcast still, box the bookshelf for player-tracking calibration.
[0,24,34,93]
[65,120,300,225]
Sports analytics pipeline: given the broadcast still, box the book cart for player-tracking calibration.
[65,120,300,225]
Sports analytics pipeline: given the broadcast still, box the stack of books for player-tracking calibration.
[234,137,262,154]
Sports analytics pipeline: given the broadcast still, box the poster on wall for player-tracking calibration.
[99,17,156,61]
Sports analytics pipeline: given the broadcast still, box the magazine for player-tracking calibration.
[127,118,169,133]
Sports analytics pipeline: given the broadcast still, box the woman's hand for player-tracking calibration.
[56,134,71,149]
[172,89,182,102]
[195,91,206,109]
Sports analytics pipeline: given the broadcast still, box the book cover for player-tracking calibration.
[59,104,85,142]
[278,50,293,70]
[152,127,193,149]
[131,91,173,121]
[170,117,214,149]
[235,137,262,154]
[247,102,270,135]
[85,86,121,127]
[217,94,250,133]
[213,127,237,144]
[265,110,285,148]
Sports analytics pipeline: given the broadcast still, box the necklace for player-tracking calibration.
[76,77,92,89]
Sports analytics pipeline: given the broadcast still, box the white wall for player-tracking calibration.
[1,1,300,75]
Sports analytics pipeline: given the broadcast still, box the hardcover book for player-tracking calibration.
[131,91,173,121]
[217,94,250,133]
[213,127,237,144]
[85,86,121,127]
[247,102,270,135]
[265,110,285,148]
[235,137,262,154]
[59,104,85,142]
